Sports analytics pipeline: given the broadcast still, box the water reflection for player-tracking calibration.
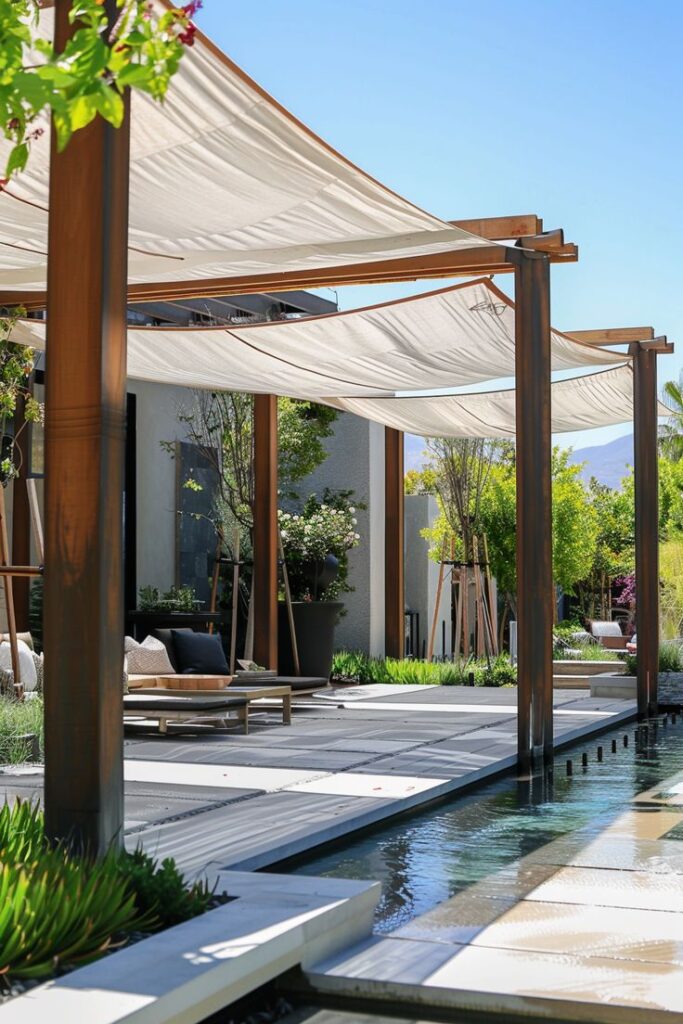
[288,722,683,932]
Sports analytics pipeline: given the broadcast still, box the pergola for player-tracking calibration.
[0,1,670,851]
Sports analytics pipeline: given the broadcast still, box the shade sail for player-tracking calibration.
[0,7,491,295]
[11,279,625,398]
[329,365,669,437]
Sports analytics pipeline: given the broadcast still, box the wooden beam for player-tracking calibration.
[566,327,655,346]
[516,228,565,252]
[253,394,278,670]
[43,0,129,853]
[637,337,673,355]
[384,427,405,659]
[633,346,659,718]
[515,250,553,773]
[449,215,543,239]
[11,386,32,631]
[0,240,579,311]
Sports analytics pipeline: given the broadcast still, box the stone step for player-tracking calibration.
[553,660,625,676]
[553,675,592,689]
[590,674,637,699]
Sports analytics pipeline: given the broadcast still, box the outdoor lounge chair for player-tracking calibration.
[589,620,628,651]
[123,692,249,734]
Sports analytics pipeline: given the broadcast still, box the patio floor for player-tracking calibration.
[0,685,635,881]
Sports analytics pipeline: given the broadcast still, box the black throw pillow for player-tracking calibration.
[171,630,230,675]
[152,627,194,672]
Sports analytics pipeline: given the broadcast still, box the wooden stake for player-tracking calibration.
[27,479,44,565]
[483,535,498,655]
[472,540,486,658]
[428,539,447,661]
[229,528,240,674]
[278,530,300,676]
[453,567,463,661]
[0,487,21,697]
[207,527,223,636]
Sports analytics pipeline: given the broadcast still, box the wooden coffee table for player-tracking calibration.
[228,685,292,726]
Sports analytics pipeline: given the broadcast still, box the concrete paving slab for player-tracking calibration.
[526,864,683,913]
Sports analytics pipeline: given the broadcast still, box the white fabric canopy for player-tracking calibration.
[11,279,625,398]
[329,365,669,437]
[0,7,490,293]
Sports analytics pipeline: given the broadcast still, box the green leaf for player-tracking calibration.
[68,92,98,133]
[92,82,124,128]
[115,64,154,88]
[5,142,29,179]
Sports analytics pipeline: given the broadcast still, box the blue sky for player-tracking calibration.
[196,1,683,450]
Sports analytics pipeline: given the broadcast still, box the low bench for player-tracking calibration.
[123,692,248,734]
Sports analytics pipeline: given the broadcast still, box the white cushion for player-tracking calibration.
[0,639,38,692]
[124,636,175,676]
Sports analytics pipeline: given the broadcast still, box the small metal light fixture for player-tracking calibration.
[469,299,507,318]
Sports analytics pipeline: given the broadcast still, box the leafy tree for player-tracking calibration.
[1,0,200,178]
[660,373,683,461]
[168,391,338,550]
[420,444,599,626]
[425,437,503,561]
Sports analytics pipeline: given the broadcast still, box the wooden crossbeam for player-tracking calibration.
[566,327,655,346]
[449,214,543,239]
[0,237,579,311]
[634,337,674,355]
[0,566,43,578]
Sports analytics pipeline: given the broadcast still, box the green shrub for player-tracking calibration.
[0,802,139,979]
[332,651,516,687]
[117,849,213,929]
[0,801,214,981]
[0,696,43,765]
[660,641,683,673]
[624,643,683,676]
[553,642,619,662]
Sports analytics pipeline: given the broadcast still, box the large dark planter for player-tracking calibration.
[278,601,343,679]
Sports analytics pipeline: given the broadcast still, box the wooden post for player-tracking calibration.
[514,250,553,772]
[12,387,32,631]
[633,348,659,718]
[43,0,130,852]
[253,394,278,670]
[385,427,405,658]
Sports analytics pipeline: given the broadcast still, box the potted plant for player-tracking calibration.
[278,492,360,678]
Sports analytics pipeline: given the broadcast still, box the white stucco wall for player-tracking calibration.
[125,379,194,594]
[299,411,385,656]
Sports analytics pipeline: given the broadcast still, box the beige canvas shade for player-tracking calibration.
[0,5,494,294]
[329,364,669,437]
[10,279,626,398]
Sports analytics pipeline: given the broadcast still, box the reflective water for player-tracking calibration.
[287,719,683,932]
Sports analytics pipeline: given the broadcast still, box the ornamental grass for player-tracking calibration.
[0,801,213,983]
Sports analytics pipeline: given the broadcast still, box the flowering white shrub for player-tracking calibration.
[279,493,361,601]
